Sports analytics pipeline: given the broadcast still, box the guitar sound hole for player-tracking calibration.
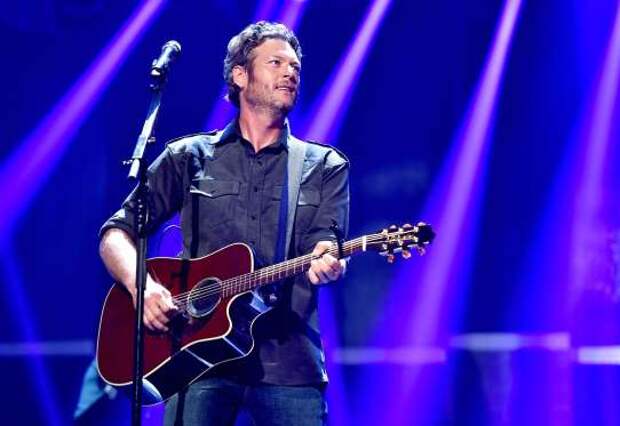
[187,277,222,318]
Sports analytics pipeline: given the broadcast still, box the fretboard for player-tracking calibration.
[220,234,379,297]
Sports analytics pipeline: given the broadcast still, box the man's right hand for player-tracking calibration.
[100,229,178,333]
[131,275,178,333]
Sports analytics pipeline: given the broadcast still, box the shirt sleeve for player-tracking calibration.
[99,145,185,241]
[299,148,350,255]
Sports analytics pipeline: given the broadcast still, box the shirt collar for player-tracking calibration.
[217,118,290,151]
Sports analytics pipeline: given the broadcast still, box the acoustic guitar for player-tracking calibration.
[96,222,435,404]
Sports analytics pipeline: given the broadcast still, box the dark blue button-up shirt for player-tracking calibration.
[101,119,350,385]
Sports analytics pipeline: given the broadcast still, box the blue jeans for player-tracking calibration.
[163,377,327,426]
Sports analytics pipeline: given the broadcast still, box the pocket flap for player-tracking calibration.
[190,179,240,198]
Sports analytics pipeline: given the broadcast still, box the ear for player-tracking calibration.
[232,65,248,91]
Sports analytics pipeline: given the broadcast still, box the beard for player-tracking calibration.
[244,76,298,116]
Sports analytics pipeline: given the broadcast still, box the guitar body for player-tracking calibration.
[96,243,271,404]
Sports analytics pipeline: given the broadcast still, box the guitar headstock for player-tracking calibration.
[369,222,435,263]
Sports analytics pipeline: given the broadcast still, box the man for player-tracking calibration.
[99,21,349,425]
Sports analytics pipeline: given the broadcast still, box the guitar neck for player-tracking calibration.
[223,235,376,295]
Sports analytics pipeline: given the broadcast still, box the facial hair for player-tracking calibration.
[244,67,297,117]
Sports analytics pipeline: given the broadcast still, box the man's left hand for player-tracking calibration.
[307,241,347,285]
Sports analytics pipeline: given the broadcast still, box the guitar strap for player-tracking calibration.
[282,135,307,261]
[263,136,306,305]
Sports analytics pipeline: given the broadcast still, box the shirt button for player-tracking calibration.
[251,215,256,220]
[253,186,258,192]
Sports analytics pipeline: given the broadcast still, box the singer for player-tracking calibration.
[99,21,349,425]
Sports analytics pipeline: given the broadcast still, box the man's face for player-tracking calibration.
[237,38,301,115]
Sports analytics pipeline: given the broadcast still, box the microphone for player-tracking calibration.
[151,40,182,79]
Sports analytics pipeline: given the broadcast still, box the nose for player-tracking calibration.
[283,64,299,83]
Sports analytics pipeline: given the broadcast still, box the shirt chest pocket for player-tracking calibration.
[189,179,240,229]
[271,186,320,233]
[295,187,320,233]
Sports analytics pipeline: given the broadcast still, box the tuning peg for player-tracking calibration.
[402,249,412,259]
[387,253,395,263]
[415,246,426,256]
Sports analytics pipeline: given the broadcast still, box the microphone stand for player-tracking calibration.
[126,69,171,426]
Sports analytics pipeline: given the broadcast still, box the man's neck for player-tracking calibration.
[237,106,286,152]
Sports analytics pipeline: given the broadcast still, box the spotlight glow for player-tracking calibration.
[0,0,167,240]
[364,1,523,424]
[303,0,393,142]
[0,2,166,423]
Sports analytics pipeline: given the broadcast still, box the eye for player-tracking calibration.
[269,59,281,66]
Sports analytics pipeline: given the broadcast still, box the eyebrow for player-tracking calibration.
[268,54,301,67]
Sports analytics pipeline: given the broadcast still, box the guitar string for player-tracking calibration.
[170,235,428,307]
[168,233,424,308]
[171,232,425,308]
[169,235,382,305]
[166,236,364,305]
[165,236,371,309]
[171,247,342,308]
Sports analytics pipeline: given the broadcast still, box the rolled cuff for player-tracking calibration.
[98,209,137,242]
